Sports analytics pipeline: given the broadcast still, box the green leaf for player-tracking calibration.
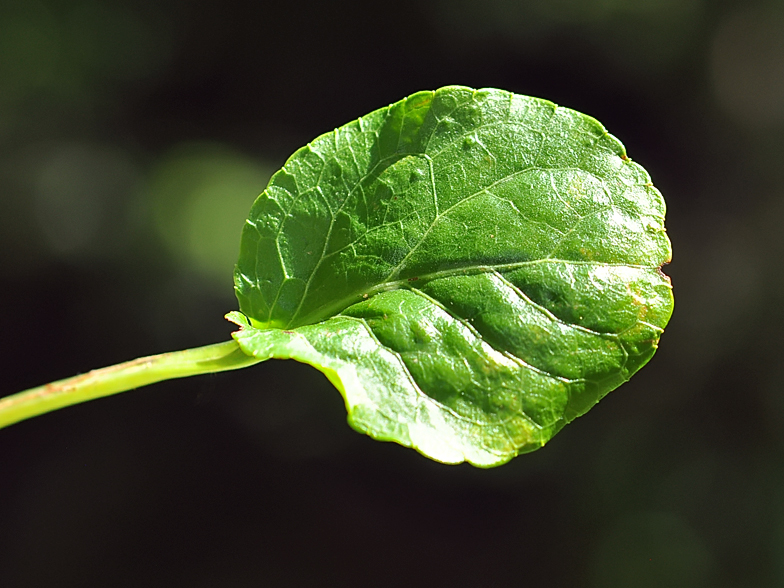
[230,86,673,467]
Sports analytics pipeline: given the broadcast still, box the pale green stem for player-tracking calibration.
[0,340,261,431]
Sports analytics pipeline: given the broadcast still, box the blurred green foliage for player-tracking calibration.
[148,144,271,285]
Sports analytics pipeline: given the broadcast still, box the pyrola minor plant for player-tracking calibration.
[0,86,673,467]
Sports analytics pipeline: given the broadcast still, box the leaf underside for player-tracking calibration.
[230,86,673,467]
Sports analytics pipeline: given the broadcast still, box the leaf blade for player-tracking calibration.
[232,86,673,466]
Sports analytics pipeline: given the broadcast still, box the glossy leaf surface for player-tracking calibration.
[231,86,673,467]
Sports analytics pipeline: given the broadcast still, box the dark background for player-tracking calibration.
[0,0,781,585]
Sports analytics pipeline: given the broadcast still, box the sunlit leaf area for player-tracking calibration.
[0,0,781,586]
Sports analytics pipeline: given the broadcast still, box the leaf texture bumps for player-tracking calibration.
[230,86,673,467]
